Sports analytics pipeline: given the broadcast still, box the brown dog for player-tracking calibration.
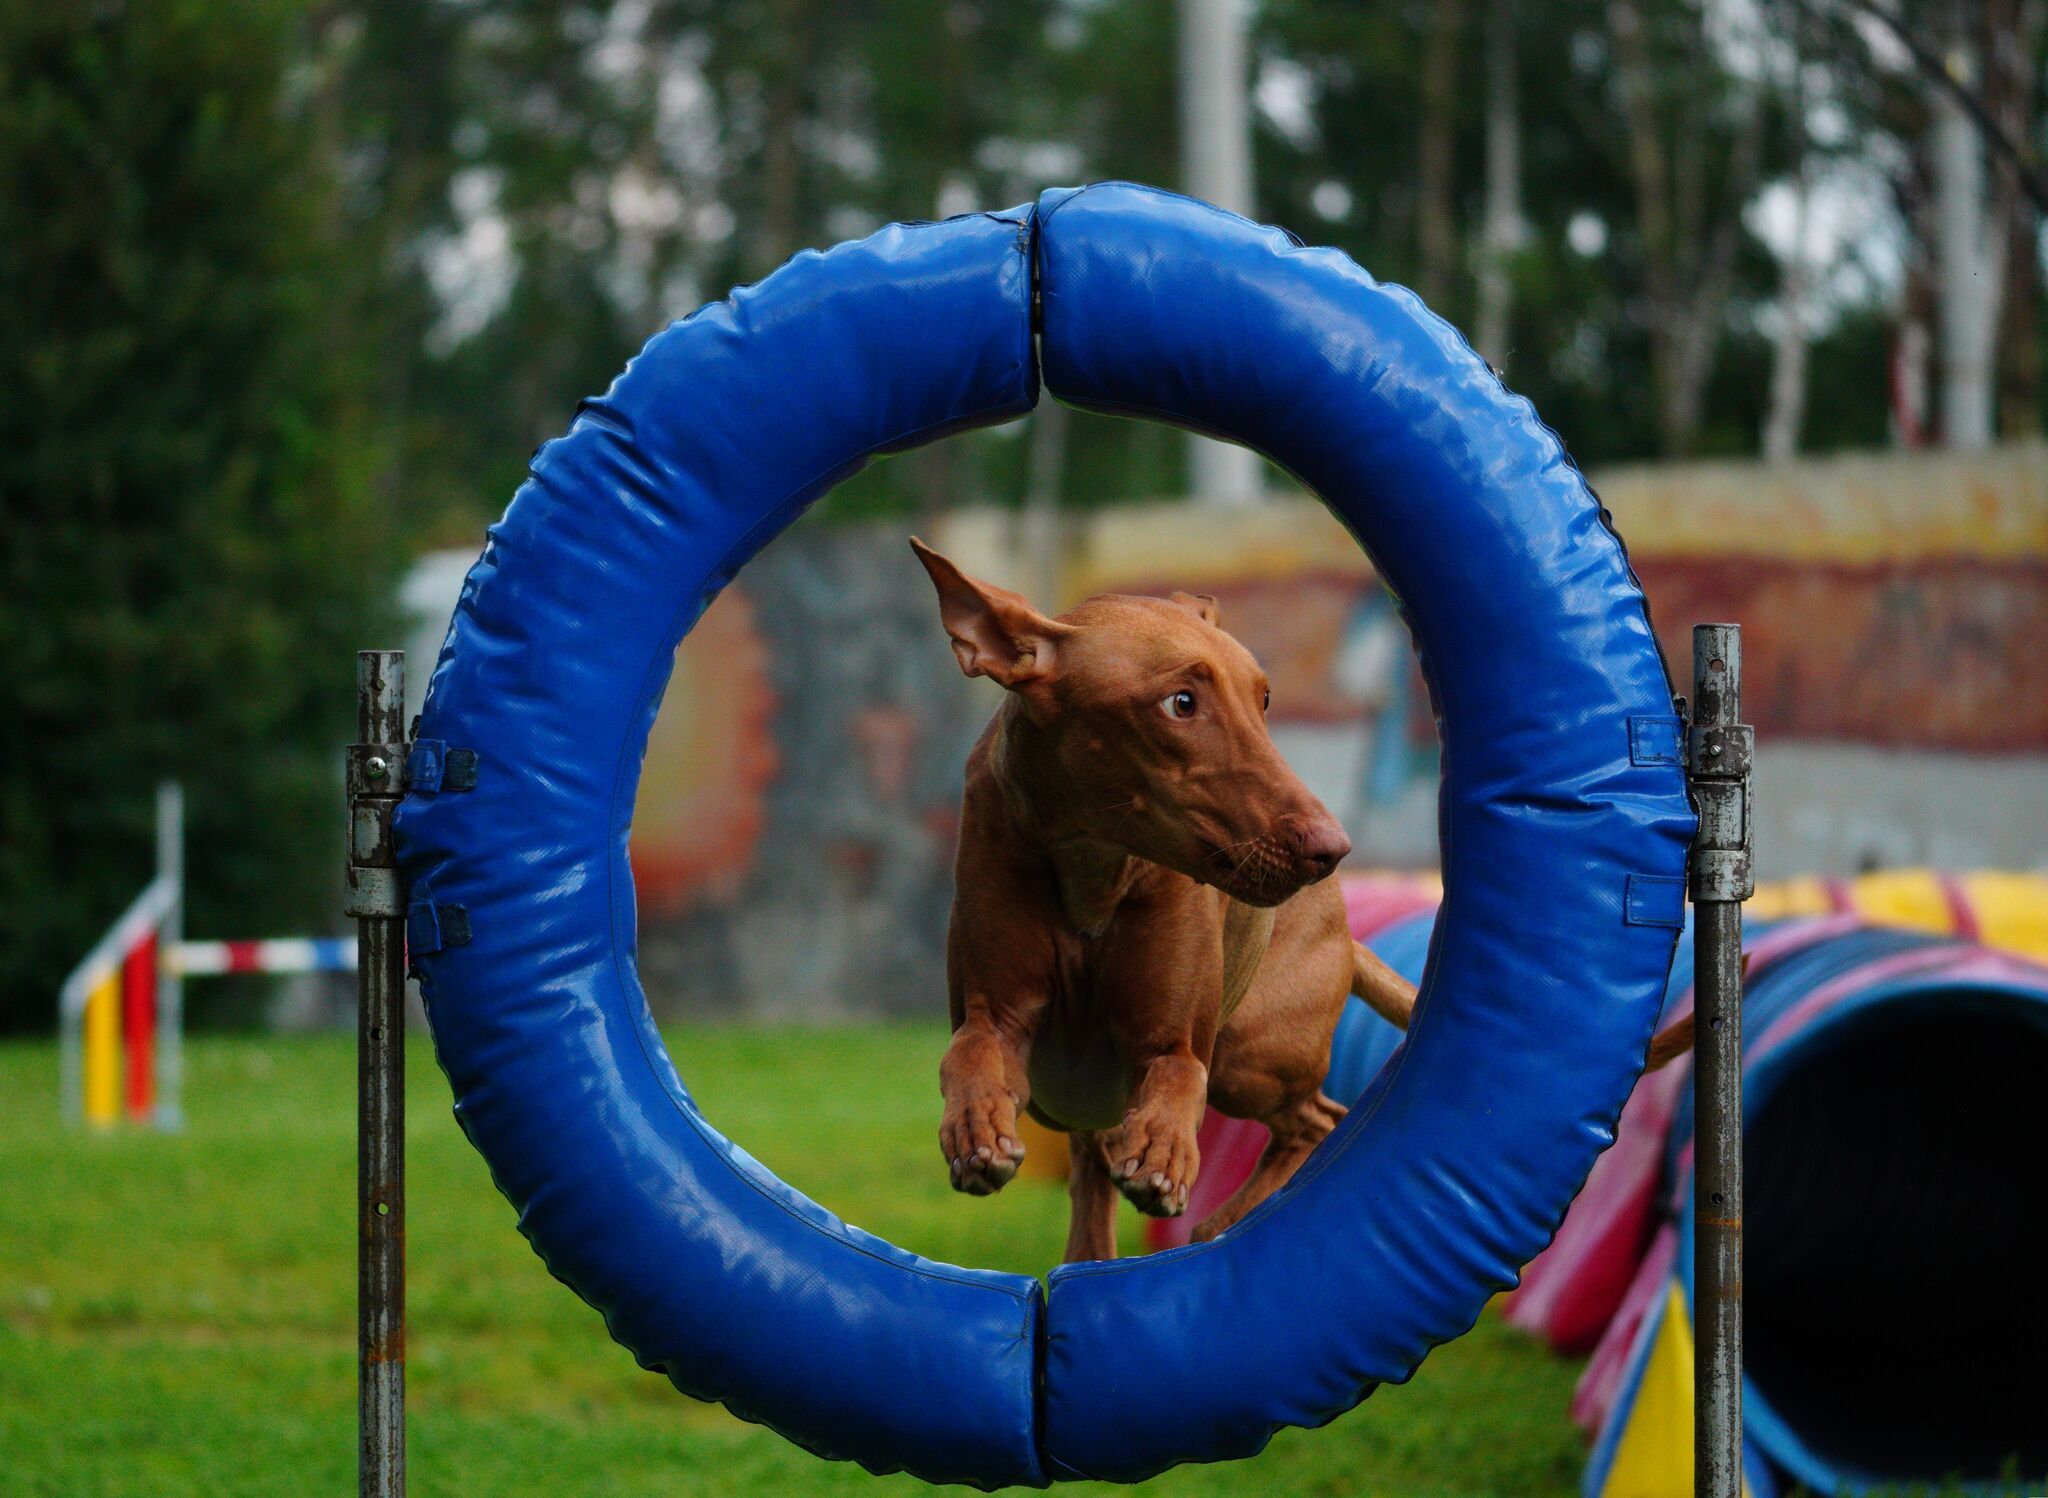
[912,539,1691,1263]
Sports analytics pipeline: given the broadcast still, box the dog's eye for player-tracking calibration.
[1263,689,1271,713]
[1161,689,1197,720]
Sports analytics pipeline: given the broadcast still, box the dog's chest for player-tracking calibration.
[1219,900,1279,1025]
[1024,897,1278,1133]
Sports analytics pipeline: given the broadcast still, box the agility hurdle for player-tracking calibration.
[57,779,357,1130]
[357,187,1755,1495]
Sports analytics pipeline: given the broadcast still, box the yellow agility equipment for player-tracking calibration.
[1749,869,2048,962]
[83,968,120,1128]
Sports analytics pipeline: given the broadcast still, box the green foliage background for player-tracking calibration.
[0,0,392,1032]
[1,0,2040,1028]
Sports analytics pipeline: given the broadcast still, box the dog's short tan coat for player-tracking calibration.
[912,539,1689,1262]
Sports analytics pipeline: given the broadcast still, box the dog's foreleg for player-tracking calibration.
[1189,1089,1346,1243]
[1099,1045,1208,1219]
[939,1004,1033,1195]
[1063,1131,1121,1263]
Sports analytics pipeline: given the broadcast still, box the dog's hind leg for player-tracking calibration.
[1187,1089,1345,1244]
[1063,1130,1121,1263]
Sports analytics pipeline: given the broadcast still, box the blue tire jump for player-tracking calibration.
[394,183,1695,1487]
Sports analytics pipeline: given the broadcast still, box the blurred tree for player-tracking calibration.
[1803,0,2046,445]
[0,0,394,1031]
[1608,0,1770,456]
[1259,0,1834,465]
[290,0,2042,518]
[6,0,2040,1028]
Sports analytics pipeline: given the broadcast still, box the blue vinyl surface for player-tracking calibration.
[395,182,1694,1486]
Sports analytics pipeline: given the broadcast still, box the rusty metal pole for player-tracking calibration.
[1689,624,1751,1498]
[348,651,407,1498]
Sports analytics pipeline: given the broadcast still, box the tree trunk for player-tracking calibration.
[1610,0,1764,456]
[1417,0,1468,311]
[1762,171,1813,461]
[1932,3,2001,450]
[1474,0,1524,370]
[1610,0,1681,445]
[1021,402,1069,609]
[1990,0,2044,437]
[752,0,814,278]
[1178,0,1261,501]
[1763,7,1814,461]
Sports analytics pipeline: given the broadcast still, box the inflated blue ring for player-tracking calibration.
[396,182,1694,1488]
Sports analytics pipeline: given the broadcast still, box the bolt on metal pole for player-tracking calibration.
[1689,624,1752,1498]
[348,651,407,1498]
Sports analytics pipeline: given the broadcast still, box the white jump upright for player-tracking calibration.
[57,779,357,1129]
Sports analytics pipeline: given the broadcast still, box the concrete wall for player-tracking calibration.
[403,441,2048,1017]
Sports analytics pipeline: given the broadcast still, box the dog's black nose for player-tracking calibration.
[1286,815,1351,881]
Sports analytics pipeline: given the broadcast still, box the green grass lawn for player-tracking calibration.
[0,1027,1588,1497]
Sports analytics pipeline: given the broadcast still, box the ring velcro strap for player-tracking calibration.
[409,739,479,793]
[406,900,471,963]
[1628,715,1684,767]
[1623,873,1687,928]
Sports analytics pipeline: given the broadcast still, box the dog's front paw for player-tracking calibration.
[1103,1115,1199,1218]
[941,1091,1026,1196]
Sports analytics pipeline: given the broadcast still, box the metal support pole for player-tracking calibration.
[349,651,407,1498]
[1689,624,1752,1497]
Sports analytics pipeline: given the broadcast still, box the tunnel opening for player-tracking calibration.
[1745,991,2048,1486]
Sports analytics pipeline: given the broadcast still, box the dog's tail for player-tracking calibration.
[1353,941,1726,1072]
[1642,953,1751,1071]
[1350,942,1416,1029]
[1645,1013,1694,1070]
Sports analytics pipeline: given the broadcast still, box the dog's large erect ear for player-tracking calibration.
[1170,591,1221,627]
[909,537,1067,688]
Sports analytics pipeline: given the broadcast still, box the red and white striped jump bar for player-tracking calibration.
[168,937,357,977]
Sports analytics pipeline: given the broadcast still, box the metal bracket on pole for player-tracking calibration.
[1689,624,1751,1498]
[351,650,407,1498]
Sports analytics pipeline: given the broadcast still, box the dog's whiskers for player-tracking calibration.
[1096,797,1142,839]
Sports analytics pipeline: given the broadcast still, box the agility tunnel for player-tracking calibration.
[1161,885,2048,1495]
[395,182,1697,1485]
[1747,867,2048,958]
